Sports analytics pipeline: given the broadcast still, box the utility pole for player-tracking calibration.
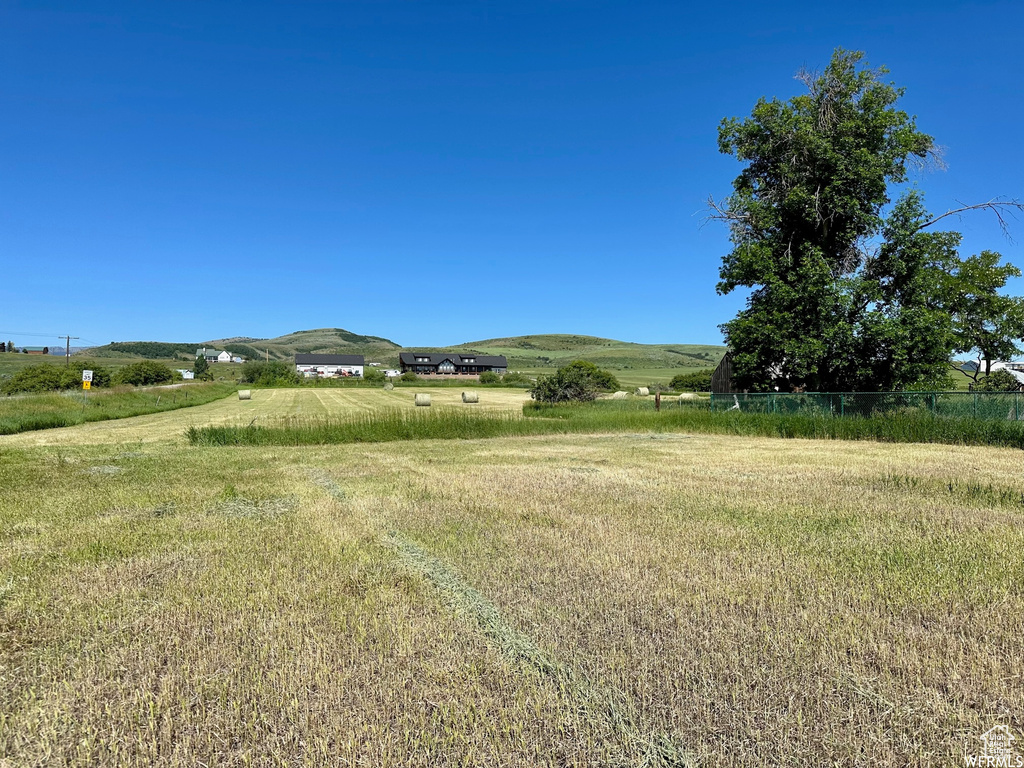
[58,335,79,366]
[266,348,270,362]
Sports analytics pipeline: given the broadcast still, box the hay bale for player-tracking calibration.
[635,387,650,397]
[383,382,394,391]
[678,392,698,402]
[461,391,479,403]
[237,390,251,401]
[611,391,628,399]
[414,393,431,407]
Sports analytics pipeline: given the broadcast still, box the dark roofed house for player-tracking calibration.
[399,353,507,376]
[295,354,364,378]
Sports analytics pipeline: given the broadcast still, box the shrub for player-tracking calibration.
[501,371,531,385]
[670,369,714,391]
[478,371,500,384]
[2,365,79,394]
[363,368,386,384]
[560,361,620,391]
[240,360,299,386]
[400,372,419,382]
[193,354,210,380]
[976,369,1022,392]
[114,361,175,387]
[530,365,599,403]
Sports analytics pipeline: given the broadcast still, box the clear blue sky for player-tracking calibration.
[2,1,1022,348]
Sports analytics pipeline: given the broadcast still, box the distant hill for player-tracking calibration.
[448,334,724,371]
[205,328,401,362]
[83,329,724,372]
[86,328,402,363]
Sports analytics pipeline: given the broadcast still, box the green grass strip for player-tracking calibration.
[188,404,1024,450]
[0,383,237,435]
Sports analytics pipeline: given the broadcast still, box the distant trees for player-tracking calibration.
[0,342,5,353]
[711,48,1024,392]
[6,342,13,354]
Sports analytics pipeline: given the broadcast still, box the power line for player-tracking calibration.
[0,330,63,337]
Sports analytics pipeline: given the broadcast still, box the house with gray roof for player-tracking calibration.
[399,352,507,376]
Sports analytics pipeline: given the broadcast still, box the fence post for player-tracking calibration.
[931,393,936,415]
[1017,392,1020,422]
[840,394,845,418]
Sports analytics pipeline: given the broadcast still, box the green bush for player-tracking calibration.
[560,360,619,391]
[3,365,79,394]
[976,369,1021,392]
[239,360,300,386]
[530,366,598,403]
[400,372,419,382]
[670,369,714,391]
[114,361,175,387]
[478,371,500,384]
[501,371,532,385]
[363,368,386,384]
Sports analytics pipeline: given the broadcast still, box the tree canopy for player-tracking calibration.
[713,48,1023,392]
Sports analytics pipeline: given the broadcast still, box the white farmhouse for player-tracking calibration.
[195,349,235,364]
[295,354,364,378]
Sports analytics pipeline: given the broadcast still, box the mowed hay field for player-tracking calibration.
[0,387,533,446]
[0,402,1022,765]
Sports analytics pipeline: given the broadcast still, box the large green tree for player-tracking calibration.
[713,49,1021,392]
[942,250,1024,382]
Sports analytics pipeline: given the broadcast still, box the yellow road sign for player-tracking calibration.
[83,381,91,390]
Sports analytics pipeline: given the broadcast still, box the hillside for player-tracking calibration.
[85,329,402,363]
[79,329,725,380]
[449,334,724,371]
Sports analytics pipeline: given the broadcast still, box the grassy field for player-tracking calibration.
[1,390,1020,766]
[0,387,533,446]
[0,383,237,436]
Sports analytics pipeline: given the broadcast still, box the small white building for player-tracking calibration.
[295,353,364,378]
[176,369,195,380]
[383,369,401,378]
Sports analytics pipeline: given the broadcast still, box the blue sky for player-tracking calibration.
[2,1,1022,348]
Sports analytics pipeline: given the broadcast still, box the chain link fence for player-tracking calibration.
[709,391,1024,421]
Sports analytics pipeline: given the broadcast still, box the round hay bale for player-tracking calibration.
[611,391,628,400]
[383,382,394,391]
[237,390,251,401]
[635,387,650,397]
[414,393,431,407]
[678,392,698,402]
[461,391,479,404]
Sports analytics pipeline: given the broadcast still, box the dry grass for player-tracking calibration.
[1,423,1021,765]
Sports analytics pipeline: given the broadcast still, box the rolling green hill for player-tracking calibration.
[79,329,725,388]
[449,334,724,371]
[85,329,403,363]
